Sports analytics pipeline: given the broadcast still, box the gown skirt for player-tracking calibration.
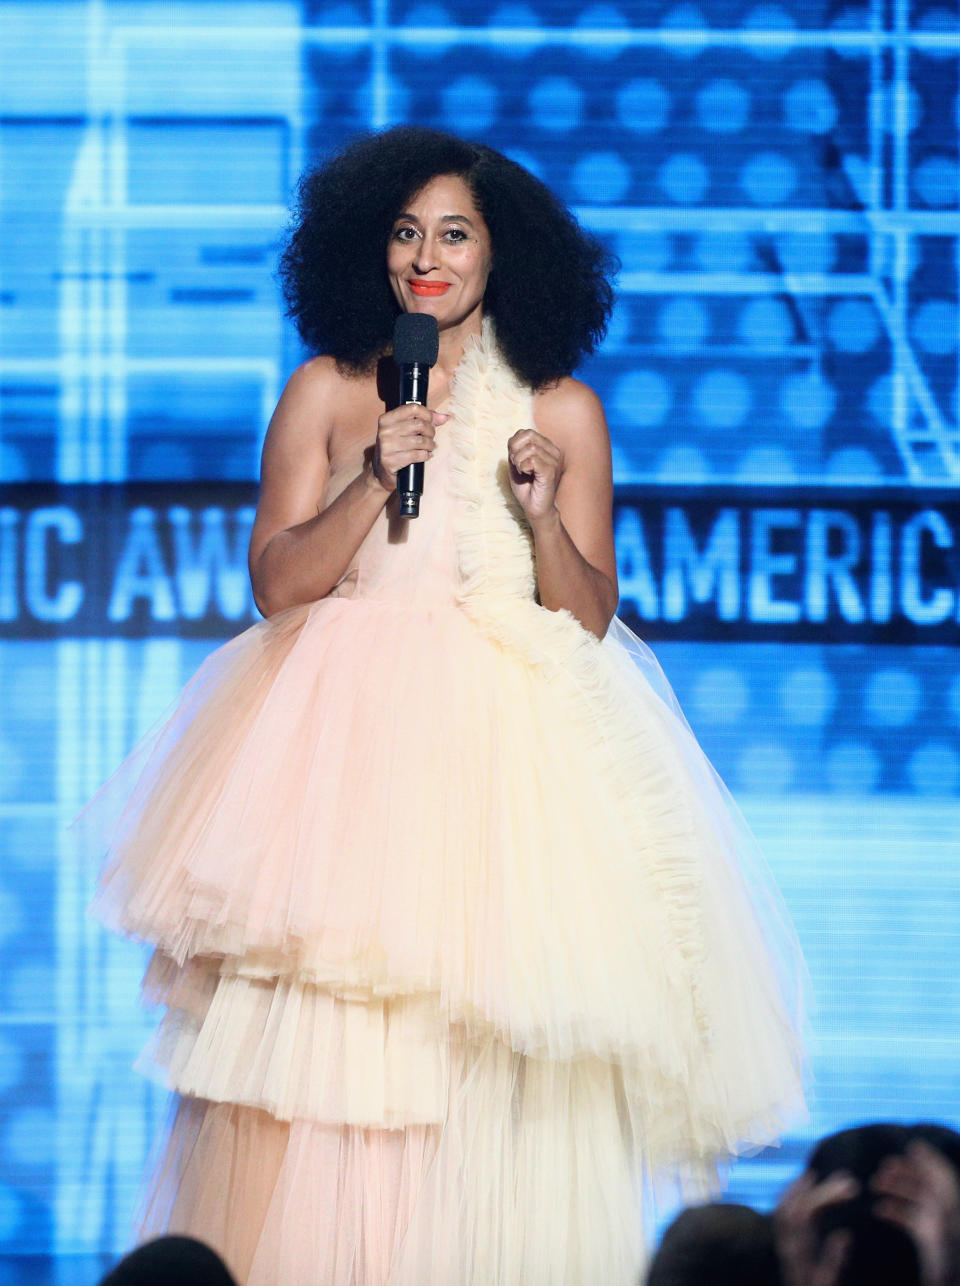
[82,323,808,1285]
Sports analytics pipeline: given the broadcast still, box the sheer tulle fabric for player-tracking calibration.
[83,322,808,1284]
[139,1036,644,1286]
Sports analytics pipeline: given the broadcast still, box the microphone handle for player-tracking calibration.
[397,361,429,519]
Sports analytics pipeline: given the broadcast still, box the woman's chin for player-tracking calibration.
[394,294,485,335]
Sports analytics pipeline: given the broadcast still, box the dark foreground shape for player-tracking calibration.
[646,1201,780,1285]
[98,1235,237,1286]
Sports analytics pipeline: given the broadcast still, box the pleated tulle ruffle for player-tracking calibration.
[138,952,449,1127]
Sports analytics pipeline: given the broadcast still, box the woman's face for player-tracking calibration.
[387,174,492,332]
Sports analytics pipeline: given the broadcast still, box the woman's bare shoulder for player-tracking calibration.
[266,356,366,448]
[289,353,355,404]
[532,376,609,452]
[252,359,363,560]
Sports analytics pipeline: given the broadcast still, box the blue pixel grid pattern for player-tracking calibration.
[0,0,958,1263]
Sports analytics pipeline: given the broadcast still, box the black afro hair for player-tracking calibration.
[278,126,618,389]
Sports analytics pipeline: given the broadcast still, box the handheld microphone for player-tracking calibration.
[393,313,440,519]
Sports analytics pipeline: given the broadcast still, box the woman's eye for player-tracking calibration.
[392,225,468,243]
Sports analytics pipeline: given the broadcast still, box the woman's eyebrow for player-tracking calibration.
[394,213,476,227]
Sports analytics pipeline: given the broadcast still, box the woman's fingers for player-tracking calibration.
[379,405,448,431]
[508,429,560,463]
[507,430,562,480]
[372,405,445,490]
[505,427,565,519]
[378,408,439,452]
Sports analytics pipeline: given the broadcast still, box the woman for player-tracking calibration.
[86,127,807,1285]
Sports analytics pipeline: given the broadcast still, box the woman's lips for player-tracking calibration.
[409,280,451,296]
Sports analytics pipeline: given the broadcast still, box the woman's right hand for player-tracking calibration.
[370,404,448,493]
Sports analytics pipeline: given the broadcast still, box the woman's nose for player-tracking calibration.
[412,243,438,274]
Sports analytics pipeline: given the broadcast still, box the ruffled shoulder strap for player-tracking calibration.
[446,319,539,607]
[446,320,615,671]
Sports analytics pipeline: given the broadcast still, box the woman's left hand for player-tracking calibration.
[507,428,564,522]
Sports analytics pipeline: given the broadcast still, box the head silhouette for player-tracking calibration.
[646,1202,780,1285]
[98,1235,237,1286]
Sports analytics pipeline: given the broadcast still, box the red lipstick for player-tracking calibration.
[409,280,451,296]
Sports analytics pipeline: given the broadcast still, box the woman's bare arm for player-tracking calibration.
[249,359,444,618]
[519,379,619,639]
[248,361,389,618]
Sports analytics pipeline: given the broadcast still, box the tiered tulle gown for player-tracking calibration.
[86,322,807,1285]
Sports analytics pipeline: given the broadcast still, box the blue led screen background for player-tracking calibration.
[0,0,959,1265]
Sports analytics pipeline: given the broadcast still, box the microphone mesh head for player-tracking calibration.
[393,313,439,366]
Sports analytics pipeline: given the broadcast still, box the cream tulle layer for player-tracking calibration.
[84,592,804,1168]
[138,1031,646,1286]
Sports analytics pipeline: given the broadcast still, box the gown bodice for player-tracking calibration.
[324,416,462,608]
[323,349,539,612]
